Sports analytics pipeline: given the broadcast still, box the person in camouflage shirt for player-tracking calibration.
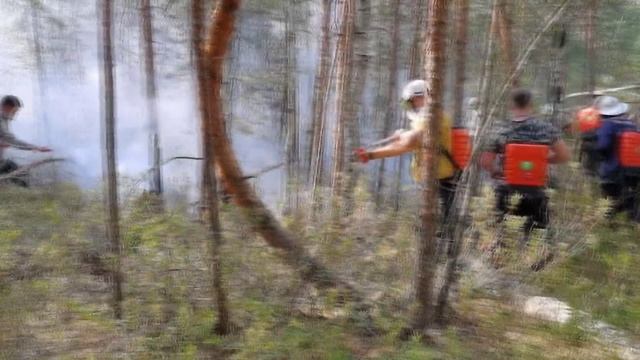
[0,95,52,186]
[481,89,571,270]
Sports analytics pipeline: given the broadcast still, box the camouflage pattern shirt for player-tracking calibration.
[488,116,562,154]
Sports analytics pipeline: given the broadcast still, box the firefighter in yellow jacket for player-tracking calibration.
[355,80,458,221]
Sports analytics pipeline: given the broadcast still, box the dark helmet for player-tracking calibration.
[1,95,22,109]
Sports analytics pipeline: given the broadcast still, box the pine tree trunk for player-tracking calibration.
[192,0,232,335]
[434,0,469,324]
[308,0,333,190]
[98,0,123,320]
[496,0,517,88]
[141,0,163,197]
[331,0,356,200]
[202,0,361,298]
[374,0,401,208]
[409,0,449,333]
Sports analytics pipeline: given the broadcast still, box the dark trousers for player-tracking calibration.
[601,176,640,222]
[0,160,28,187]
[496,184,549,232]
[439,176,458,224]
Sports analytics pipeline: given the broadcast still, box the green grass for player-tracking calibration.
[535,223,640,334]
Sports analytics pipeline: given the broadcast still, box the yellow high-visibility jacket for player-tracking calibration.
[410,112,456,182]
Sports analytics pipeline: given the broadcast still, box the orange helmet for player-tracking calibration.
[576,107,601,133]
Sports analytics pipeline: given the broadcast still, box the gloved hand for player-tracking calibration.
[353,147,371,164]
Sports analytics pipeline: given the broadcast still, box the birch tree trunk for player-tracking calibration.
[192,0,232,335]
[141,0,163,197]
[98,0,123,320]
[408,0,449,334]
[201,0,361,298]
[308,0,333,189]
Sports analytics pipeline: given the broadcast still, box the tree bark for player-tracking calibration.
[375,0,401,208]
[308,0,333,190]
[141,0,163,197]
[410,0,449,333]
[496,0,517,88]
[30,2,50,146]
[283,0,300,214]
[434,0,469,324]
[331,0,356,200]
[201,0,360,297]
[98,0,123,320]
[452,0,468,126]
[343,0,371,215]
[192,0,232,335]
[393,0,426,211]
[586,0,598,94]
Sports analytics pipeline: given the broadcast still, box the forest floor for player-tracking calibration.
[0,177,639,359]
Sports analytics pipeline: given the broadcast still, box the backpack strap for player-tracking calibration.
[438,144,462,170]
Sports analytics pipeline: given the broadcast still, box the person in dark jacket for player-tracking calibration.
[594,96,640,222]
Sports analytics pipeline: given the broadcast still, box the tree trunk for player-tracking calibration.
[343,0,371,215]
[308,0,333,190]
[393,0,426,211]
[331,0,356,200]
[374,0,401,208]
[409,0,449,333]
[283,0,300,214]
[586,0,598,94]
[192,0,232,335]
[496,0,517,88]
[98,0,123,320]
[30,2,50,146]
[202,0,360,298]
[141,0,163,197]
[434,0,469,324]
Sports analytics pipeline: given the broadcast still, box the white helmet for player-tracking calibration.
[401,80,427,126]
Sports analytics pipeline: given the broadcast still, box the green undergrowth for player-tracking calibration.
[0,183,628,359]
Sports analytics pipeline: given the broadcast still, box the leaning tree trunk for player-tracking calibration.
[409,0,449,334]
[98,0,123,320]
[141,0,163,197]
[202,0,360,298]
[434,0,469,325]
[192,0,232,335]
[331,0,356,200]
[308,0,333,189]
[374,0,402,208]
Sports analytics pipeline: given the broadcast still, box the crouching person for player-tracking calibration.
[481,89,571,271]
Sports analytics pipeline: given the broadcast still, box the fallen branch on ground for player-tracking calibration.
[0,158,66,182]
